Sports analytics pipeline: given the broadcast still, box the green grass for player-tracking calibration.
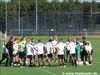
[0,36,100,75]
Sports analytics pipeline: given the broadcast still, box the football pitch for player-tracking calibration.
[0,36,100,75]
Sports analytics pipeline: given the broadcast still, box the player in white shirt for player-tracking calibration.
[85,41,93,65]
[68,38,77,67]
[25,38,33,67]
[31,38,37,66]
[56,38,67,67]
[45,39,53,66]
[13,38,19,66]
[65,37,71,62]
[34,39,45,67]
[51,38,58,62]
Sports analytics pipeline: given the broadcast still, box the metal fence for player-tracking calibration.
[0,1,100,36]
[7,10,100,36]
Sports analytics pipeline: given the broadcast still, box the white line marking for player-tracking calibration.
[36,68,57,75]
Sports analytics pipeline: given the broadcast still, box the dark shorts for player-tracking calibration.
[33,55,35,59]
[13,54,17,57]
[19,52,25,58]
[83,50,88,55]
[27,55,32,59]
[2,53,8,58]
[71,53,76,57]
[47,53,53,58]
[67,50,70,54]
[89,49,93,55]
[38,54,44,59]
[58,55,64,59]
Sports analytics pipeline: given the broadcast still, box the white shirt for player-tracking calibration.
[66,41,70,51]
[85,41,93,53]
[32,45,38,55]
[45,42,53,54]
[33,47,38,55]
[52,40,57,46]
[85,45,92,52]
[2,42,8,54]
[26,43,33,55]
[34,43,45,55]
[79,42,83,46]
[56,42,66,55]
[69,41,76,54]
[13,42,18,51]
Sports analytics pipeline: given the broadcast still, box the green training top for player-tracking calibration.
[18,41,25,52]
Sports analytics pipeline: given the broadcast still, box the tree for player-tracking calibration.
[38,0,49,11]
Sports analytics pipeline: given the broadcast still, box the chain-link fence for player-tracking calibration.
[7,10,100,36]
[0,0,100,36]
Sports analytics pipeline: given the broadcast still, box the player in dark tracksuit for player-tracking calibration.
[6,37,14,66]
[81,36,88,64]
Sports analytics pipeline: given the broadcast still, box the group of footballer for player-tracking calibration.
[0,36,93,68]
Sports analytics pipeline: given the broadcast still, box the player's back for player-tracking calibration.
[56,42,66,55]
[69,41,76,54]
[26,43,33,55]
[35,43,44,54]
[66,41,70,51]
[45,42,52,54]
[45,42,52,49]
[52,40,57,46]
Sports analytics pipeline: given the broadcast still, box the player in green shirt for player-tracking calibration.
[76,38,81,65]
[18,38,26,66]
